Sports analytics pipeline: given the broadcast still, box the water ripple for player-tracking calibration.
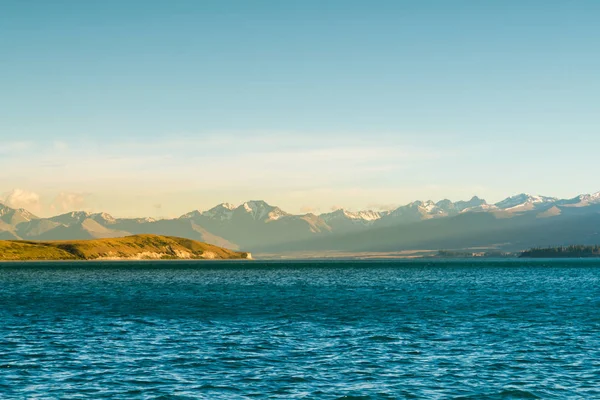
[1,259,599,398]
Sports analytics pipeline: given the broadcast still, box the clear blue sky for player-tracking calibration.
[1,1,599,217]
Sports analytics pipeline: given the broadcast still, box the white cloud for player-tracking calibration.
[0,189,91,216]
[50,192,89,213]
[1,189,42,213]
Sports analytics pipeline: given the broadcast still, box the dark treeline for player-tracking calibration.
[520,245,600,258]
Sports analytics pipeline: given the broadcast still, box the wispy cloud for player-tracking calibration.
[1,133,449,188]
[50,192,90,213]
[0,141,33,155]
[0,132,461,216]
[367,203,399,211]
[53,141,69,151]
[299,205,319,214]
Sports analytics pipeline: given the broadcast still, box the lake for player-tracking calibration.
[1,259,599,398]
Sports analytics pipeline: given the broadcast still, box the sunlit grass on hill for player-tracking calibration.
[0,234,251,261]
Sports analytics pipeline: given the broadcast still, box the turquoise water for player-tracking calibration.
[1,259,599,398]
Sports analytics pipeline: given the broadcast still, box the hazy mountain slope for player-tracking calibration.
[0,220,17,239]
[30,218,130,241]
[258,209,600,253]
[189,222,240,249]
[109,218,238,250]
[199,213,329,249]
[16,219,63,238]
[555,202,600,217]
[0,230,21,240]
[255,212,509,252]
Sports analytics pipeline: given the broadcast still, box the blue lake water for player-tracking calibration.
[1,259,599,399]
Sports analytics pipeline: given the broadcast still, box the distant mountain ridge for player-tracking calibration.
[1,190,599,253]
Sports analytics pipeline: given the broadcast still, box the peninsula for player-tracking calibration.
[0,234,252,261]
[520,245,600,258]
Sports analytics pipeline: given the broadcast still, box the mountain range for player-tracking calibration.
[1,191,600,254]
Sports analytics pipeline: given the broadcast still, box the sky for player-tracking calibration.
[1,0,599,217]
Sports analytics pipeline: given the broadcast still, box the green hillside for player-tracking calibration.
[0,234,252,261]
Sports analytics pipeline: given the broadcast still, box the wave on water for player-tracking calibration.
[1,259,599,398]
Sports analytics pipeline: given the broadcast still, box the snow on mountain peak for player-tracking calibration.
[420,200,437,213]
[564,191,600,206]
[241,200,269,219]
[0,204,13,216]
[495,193,557,210]
[388,200,440,219]
[351,210,384,221]
[320,209,384,224]
[47,211,94,226]
[93,212,116,223]
[219,203,236,210]
[66,211,92,220]
[200,203,236,221]
[239,200,289,221]
[266,208,288,221]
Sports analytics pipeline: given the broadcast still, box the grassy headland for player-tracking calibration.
[0,234,252,261]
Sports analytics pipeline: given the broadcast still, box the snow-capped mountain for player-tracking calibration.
[236,200,289,222]
[182,201,290,223]
[319,209,387,233]
[49,211,93,225]
[113,217,157,224]
[494,194,558,210]
[90,212,117,225]
[382,200,448,224]
[558,192,600,207]
[388,200,434,218]
[0,203,38,226]
[184,203,236,221]
[380,196,490,223]
[320,209,386,224]
[454,196,489,212]
[0,203,39,240]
